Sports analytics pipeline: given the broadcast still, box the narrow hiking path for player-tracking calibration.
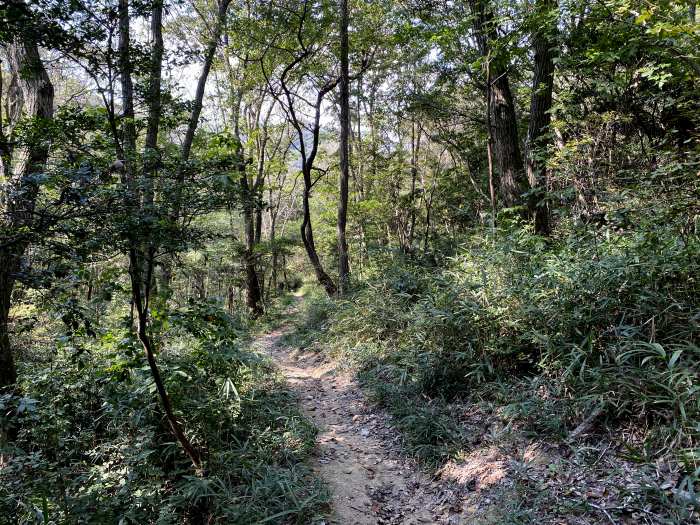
[254,299,475,525]
[260,326,435,525]
[252,303,685,525]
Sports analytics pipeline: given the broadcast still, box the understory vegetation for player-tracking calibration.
[1,0,698,523]
[290,213,699,522]
[1,299,327,523]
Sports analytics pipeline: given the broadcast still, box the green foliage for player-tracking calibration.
[314,220,699,474]
[280,286,334,351]
[1,304,328,524]
[3,0,699,522]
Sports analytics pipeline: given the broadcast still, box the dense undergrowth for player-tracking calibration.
[289,219,699,521]
[0,300,328,524]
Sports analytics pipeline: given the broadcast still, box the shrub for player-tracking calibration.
[317,222,699,466]
[0,302,328,524]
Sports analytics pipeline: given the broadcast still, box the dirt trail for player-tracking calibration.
[253,302,678,525]
[258,323,451,525]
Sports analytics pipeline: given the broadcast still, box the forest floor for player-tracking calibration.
[254,295,691,525]
[257,298,462,524]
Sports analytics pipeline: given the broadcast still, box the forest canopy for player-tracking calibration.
[0,0,698,523]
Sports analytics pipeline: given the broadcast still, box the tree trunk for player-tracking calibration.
[143,0,164,208]
[278,83,338,296]
[175,0,231,184]
[0,34,54,391]
[526,0,557,235]
[301,183,337,296]
[337,0,351,295]
[485,58,497,238]
[118,0,137,194]
[0,254,18,390]
[269,211,278,293]
[265,4,341,297]
[118,0,202,472]
[408,120,420,250]
[469,0,527,208]
[240,163,263,316]
[130,251,203,472]
[168,0,231,243]
[159,0,230,297]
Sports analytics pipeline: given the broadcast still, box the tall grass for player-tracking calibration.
[1,300,329,524]
[314,223,699,475]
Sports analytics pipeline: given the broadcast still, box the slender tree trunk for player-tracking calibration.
[118,0,137,195]
[282,254,288,289]
[142,0,165,305]
[486,56,497,238]
[408,120,420,250]
[118,0,202,472]
[252,100,269,247]
[422,176,436,252]
[251,99,274,307]
[301,183,337,296]
[175,0,231,186]
[280,101,337,295]
[240,163,263,316]
[160,0,230,292]
[526,0,557,235]
[337,0,351,294]
[368,82,378,190]
[272,8,338,297]
[269,210,278,293]
[254,208,263,244]
[130,251,203,471]
[231,93,267,316]
[470,0,527,208]
[167,0,232,254]
[143,0,164,207]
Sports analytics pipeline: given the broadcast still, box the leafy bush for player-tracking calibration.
[0,302,328,524]
[318,222,699,468]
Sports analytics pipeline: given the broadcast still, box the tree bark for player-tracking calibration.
[337,0,351,295]
[130,250,203,471]
[275,70,337,295]
[117,0,137,194]
[159,0,230,294]
[0,34,54,391]
[301,186,337,296]
[408,120,420,250]
[485,57,497,238]
[171,0,232,220]
[0,254,19,390]
[297,104,337,297]
[269,213,278,293]
[143,0,164,208]
[262,2,338,297]
[525,0,557,235]
[240,160,263,316]
[469,0,527,208]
